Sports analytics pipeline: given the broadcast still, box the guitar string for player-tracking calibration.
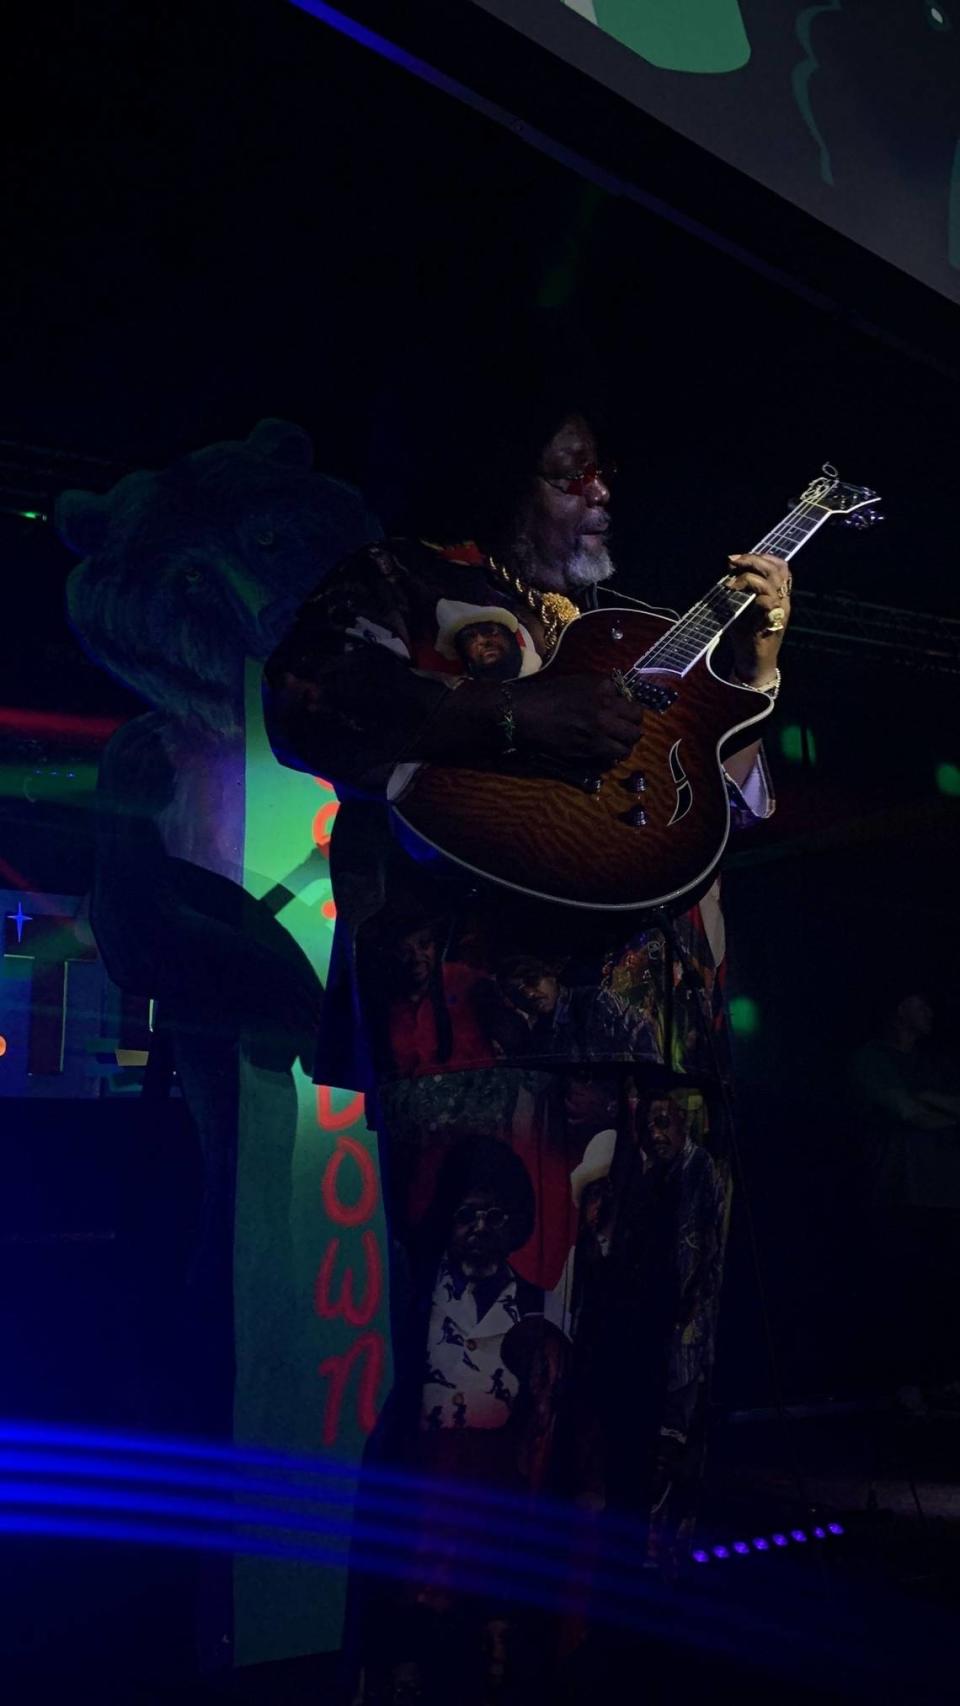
[625,495,826,681]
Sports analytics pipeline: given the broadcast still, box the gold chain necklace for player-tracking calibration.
[486,556,580,657]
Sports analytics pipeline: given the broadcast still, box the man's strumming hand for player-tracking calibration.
[512,671,645,764]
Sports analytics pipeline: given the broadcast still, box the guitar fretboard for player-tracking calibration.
[627,494,832,680]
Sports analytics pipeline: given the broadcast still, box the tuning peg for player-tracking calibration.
[842,509,883,528]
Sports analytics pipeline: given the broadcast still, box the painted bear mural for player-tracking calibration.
[58,419,384,1665]
[59,417,375,1028]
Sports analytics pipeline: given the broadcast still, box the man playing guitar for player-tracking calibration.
[265,392,788,1703]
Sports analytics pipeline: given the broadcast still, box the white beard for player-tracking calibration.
[511,534,617,594]
[563,541,616,589]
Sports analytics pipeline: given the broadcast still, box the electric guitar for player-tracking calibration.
[392,469,881,912]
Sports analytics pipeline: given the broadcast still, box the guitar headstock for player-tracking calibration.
[800,464,883,528]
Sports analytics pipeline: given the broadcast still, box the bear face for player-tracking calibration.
[60,418,380,738]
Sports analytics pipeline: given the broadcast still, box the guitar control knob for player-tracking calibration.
[610,624,624,642]
[623,806,647,828]
[582,776,603,795]
[626,772,646,794]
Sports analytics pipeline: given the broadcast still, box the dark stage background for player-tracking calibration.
[1,0,959,1694]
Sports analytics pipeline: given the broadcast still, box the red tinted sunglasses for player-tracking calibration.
[538,461,618,496]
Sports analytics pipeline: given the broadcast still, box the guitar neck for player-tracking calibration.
[632,496,832,676]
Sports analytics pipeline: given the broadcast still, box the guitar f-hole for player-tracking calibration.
[667,740,693,826]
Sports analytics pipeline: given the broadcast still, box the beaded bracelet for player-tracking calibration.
[734,667,781,700]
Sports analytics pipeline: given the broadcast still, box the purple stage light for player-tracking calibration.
[684,1523,848,1567]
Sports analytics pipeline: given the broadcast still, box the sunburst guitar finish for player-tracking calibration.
[392,608,771,912]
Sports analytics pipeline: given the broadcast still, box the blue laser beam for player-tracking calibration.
[0,1506,787,1661]
[0,1421,705,1554]
[0,1474,758,1649]
[0,1450,847,1620]
[0,1445,656,1583]
[0,1436,670,1593]
[0,1424,640,1551]
[0,1421,849,1569]
[0,1471,605,1588]
[0,1419,867,1676]
[0,1495,831,1672]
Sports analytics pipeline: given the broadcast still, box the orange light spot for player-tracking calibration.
[321,899,337,921]
[312,800,339,849]
[0,1035,7,1057]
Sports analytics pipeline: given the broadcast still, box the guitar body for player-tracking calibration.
[392,606,774,912]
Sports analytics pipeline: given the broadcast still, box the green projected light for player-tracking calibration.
[238,659,390,1664]
[576,0,751,73]
[780,723,817,765]
[728,995,760,1036]
[0,764,99,802]
[935,761,960,796]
